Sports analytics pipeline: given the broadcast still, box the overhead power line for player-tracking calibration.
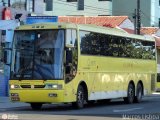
[54,0,134,15]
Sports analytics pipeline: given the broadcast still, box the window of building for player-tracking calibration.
[159,0,160,6]
[26,0,34,12]
[10,0,26,10]
[78,0,84,10]
[45,0,53,11]
[67,0,77,2]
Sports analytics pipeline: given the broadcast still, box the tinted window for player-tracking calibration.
[141,41,155,59]
[99,34,109,56]
[80,31,100,55]
[79,30,155,60]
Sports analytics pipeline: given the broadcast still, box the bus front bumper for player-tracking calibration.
[10,89,64,103]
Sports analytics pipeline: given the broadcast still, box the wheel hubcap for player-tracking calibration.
[129,87,134,102]
[138,87,142,100]
[78,91,84,105]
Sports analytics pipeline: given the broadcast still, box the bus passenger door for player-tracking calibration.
[64,29,78,102]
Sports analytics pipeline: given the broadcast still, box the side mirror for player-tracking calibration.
[4,50,7,64]
[4,48,11,66]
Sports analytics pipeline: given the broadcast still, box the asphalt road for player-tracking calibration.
[1,93,160,120]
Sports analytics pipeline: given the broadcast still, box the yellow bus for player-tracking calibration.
[9,22,156,109]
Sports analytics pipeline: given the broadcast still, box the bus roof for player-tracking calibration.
[77,24,155,42]
[16,22,155,42]
[16,22,77,30]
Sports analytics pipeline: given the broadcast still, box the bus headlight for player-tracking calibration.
[10,85,20,89]
[45,84,62,89]
[52,84,58,89]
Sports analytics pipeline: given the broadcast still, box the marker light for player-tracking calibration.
[45,84,62,89]
[10,85,20,89]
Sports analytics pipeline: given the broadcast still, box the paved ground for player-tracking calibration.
[1,93,160,120]
[0,97,28,109]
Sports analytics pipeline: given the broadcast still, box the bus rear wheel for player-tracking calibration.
[72,85,85,109]
[134,83,143,103]
[124,83,135,104]
[30,103,42,110]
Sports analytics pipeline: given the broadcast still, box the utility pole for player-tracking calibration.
[8,0,10,7]
[137,0,141,35]
[133,9,137,34]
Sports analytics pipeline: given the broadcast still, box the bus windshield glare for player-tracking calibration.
[11,30,64,80]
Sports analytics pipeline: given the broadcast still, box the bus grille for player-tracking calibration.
[20,85,45,88]
[21,85,31,88]
[34,85,45,88]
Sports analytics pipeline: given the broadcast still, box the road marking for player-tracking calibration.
[113,107,143,113]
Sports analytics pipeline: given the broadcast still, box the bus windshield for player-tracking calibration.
[11,30,64,80]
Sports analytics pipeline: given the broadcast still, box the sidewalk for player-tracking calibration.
[0,62,4,74]
[0,97,29,109]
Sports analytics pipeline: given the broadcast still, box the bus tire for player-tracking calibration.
[134,83,143,103]
[30,103,42,110]
[72,85,85,109]
[124,83,135,104]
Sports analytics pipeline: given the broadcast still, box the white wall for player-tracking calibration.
[43,0,112,16]
[34,0,45,15]
[119,19,134,30]
[153,0,160,27]
[0,7,4,19]
[151,0,156,26]
[156,29,160,37]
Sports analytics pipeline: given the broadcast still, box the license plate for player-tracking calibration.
[11,97,20,101]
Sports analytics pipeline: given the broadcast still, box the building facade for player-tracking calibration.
[0,0,32,48]
[1,0,113,19]
[0,0,35,20]
[112,0,160,27]
[41,0,112,16]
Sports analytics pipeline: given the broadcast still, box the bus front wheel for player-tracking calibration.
[72,85,85,109]
[124,83,135,104]
[30,103,42,110]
